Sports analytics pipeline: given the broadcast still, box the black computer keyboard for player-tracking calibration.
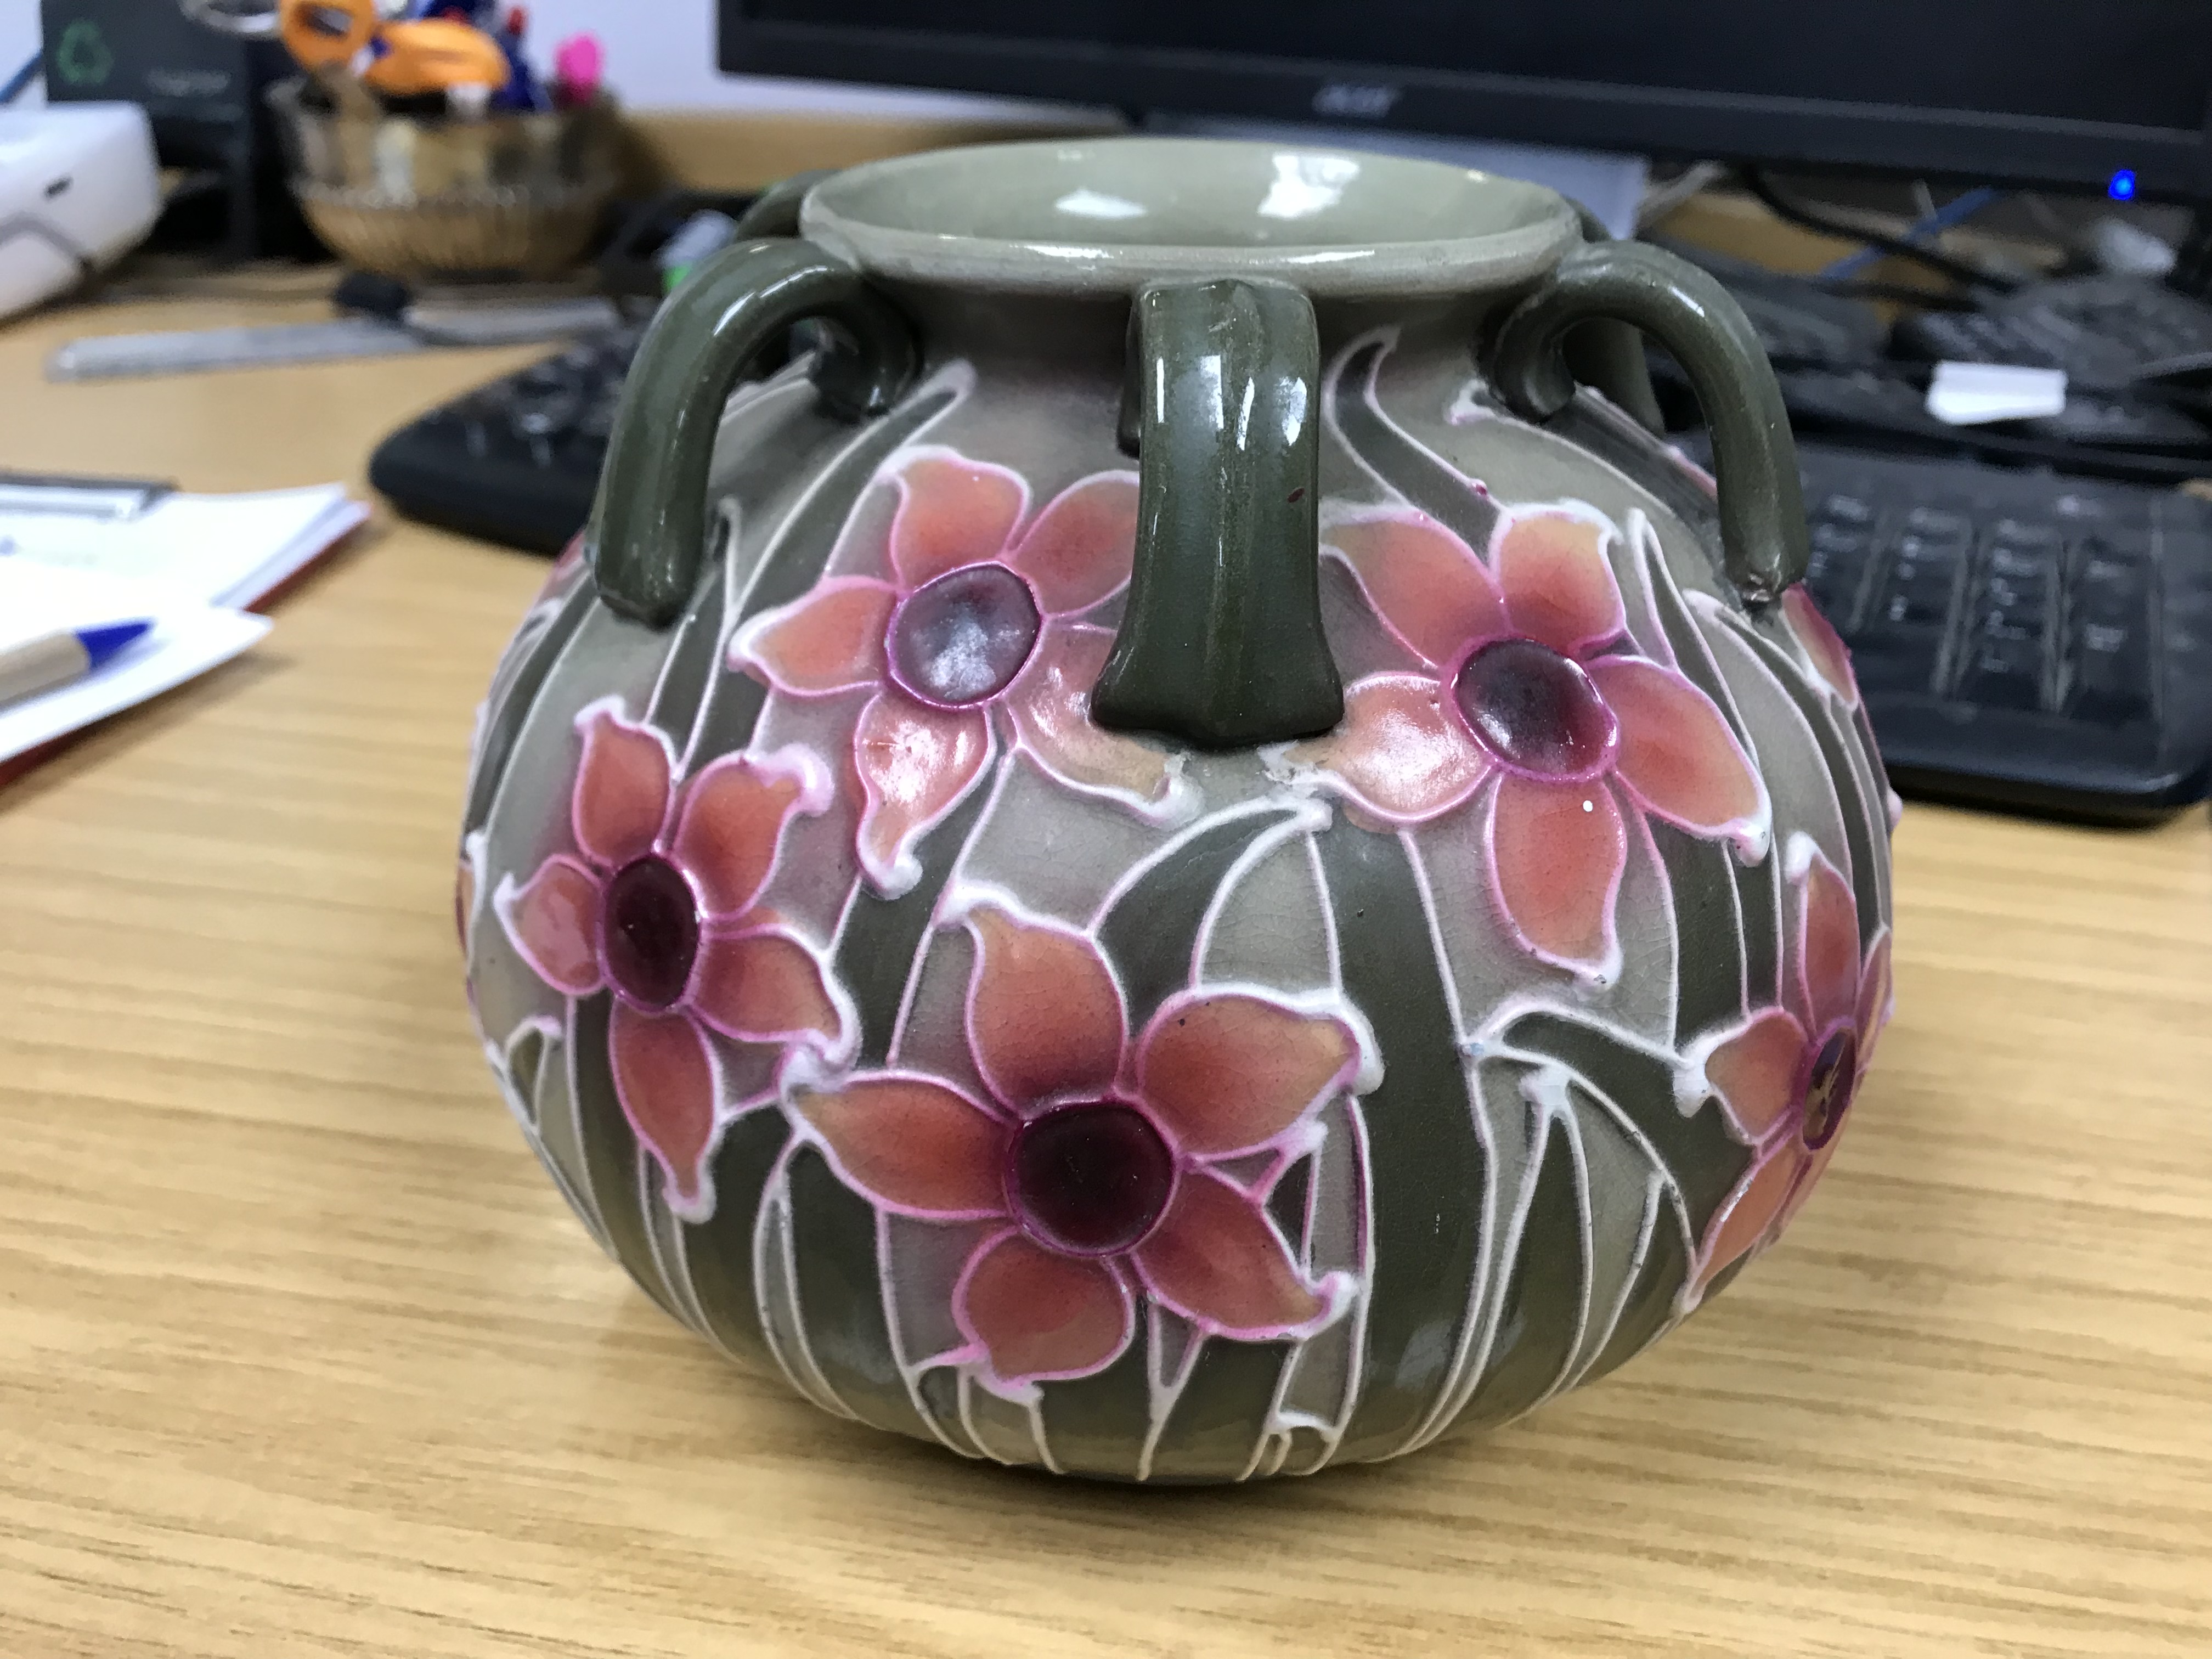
[1787,442,2212,820]
[1650,253,2212,476]
[369,321,648,554]
[1774,364,2212,458]
[1892,275,2212,389]
[1642,252,2212,819]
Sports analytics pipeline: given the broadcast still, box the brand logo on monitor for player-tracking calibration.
[1313,82,1402,120]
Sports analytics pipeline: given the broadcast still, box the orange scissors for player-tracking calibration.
[363,17,513,97]
[278,0,377,72]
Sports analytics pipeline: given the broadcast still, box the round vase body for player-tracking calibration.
[458,139,1895,1483]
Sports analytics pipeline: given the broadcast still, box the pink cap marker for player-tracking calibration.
[552,31,603,107]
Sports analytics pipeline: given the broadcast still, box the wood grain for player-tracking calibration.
[623,110,1117,194]
[1,295,2208,1658]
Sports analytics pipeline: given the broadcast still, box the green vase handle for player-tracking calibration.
[1489,240,1810,606]
[731,169,836,239]
[1091,277,1344,749]
[1556,202,1665,435]
[589,236,918,628]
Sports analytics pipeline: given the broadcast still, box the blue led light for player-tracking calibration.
[2109,170,2138,201]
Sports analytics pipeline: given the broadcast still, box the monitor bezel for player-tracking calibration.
[719,14,2211,200]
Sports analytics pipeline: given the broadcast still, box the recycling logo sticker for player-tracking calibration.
[55,20,115,89]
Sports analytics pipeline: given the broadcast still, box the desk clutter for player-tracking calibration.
[0,477,366,776]
[153,0,622,280]
[0,104,163,324]
[273,0,597,115]
[272,0,613,274]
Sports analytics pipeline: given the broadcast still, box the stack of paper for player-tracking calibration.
[0,483,369,772]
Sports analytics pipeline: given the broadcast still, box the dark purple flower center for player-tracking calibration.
[601,854,699,1011]
[1799,1027,1859,1150]
[1007,1101,1175,1257]
[1452,637,1619,780]
[887,562,1043,708]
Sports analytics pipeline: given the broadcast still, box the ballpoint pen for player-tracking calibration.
[0,620,155,709]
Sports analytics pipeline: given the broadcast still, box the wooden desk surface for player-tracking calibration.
[1,292,2207,1659]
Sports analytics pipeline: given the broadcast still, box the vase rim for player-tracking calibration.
[800,136,1581,298]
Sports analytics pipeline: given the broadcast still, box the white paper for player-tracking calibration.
[0,484,368,609]
[0,558,172,642]
[0,561,270,766]
[1925,361,2069,427]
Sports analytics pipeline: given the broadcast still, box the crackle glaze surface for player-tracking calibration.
[458,328,1896,1483]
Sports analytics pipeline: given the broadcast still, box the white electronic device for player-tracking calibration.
[0,104,162,322]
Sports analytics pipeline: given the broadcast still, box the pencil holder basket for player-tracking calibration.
[267,77,620,278]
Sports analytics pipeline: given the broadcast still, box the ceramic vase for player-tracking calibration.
[458,138,1896,1482]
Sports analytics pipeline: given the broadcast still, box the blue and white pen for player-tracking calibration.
[0,620,154,709]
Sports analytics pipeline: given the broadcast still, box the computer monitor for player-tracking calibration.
[719,2,2212,201]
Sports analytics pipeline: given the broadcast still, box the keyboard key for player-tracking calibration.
[1984,569,2053,617]
[1953,632,2047,709]
[1978,544,2056,637]
[1973,610,2050,654]
[2063,541,2156,725]
[1802,561,1858,622]
[1898,525,1970,559]
[1804,524,1871,623]
[1817,491,1875,525]
[511,397,580,440]
[1874,542,1961,630]
[2073,558,2151,637]
[1905,506,1971,541]
[1848,623,1945,694]
[2067,621,2155,726]
[2050,490,2118,523]
[1987,545,2049,582]
[2072,526,2153,558]
[1992,520,2062,552]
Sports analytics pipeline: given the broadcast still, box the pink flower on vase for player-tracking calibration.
[1780,585,1861,707]
[1680,836,1893,1295]
[789,898,1367,1387]
[1775,583,1904,831]
[494,698,853,1217]
[1279,504,1770,980]
[730,447,1193,898]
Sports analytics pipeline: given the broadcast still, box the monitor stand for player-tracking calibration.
[1139,112,1650,239]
